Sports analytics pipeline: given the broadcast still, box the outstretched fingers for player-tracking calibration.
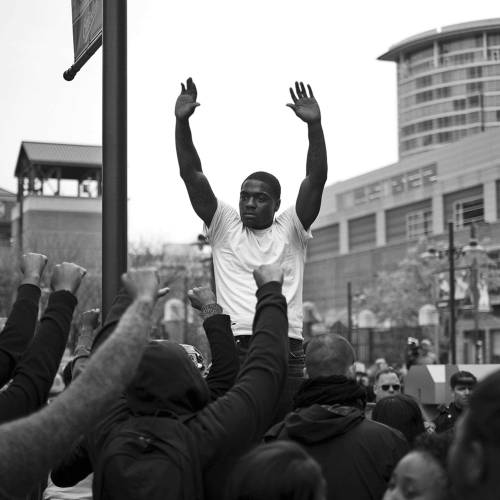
[307,84,314,98]
[289,86,298,103]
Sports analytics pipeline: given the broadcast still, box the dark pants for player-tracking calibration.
[235,336,305,425]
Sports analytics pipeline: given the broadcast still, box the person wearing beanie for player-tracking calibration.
[448,368,500,500]
[265,334,408,500]
[175,77,328,422]
[434,370,477,434]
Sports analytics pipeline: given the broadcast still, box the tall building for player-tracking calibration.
[0,187,16,247]
[304,20,500,363]
[379,19,500,158]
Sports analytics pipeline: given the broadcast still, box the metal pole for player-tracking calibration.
[470,257,481,363]
[102,0,128,318]
[347,282,352,342]
[448,222,457,364]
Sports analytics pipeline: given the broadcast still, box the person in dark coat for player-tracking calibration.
[266,333,409,500]
[434,370,477,434]
[52,263,289,500]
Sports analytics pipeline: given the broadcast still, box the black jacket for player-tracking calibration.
[52,281,288,499]
[0,288,77,424]
[266,377,409,500]
[433,402,462,433]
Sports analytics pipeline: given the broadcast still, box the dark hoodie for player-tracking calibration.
[52,281,288,500]
[266,376,409,500]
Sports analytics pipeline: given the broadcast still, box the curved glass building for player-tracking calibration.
[379,19,500,158]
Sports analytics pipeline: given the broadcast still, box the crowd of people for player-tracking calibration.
[0,79,499,499]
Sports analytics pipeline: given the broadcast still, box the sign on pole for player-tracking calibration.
[64,0,103,81]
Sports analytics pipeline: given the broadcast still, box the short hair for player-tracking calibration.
[375,367,400,383]
[372,394,426,445]
[464,368,500,446]
[305,334,355,378]
[226,441,325,500]
[450,370,477,389]
[243,171,281,201]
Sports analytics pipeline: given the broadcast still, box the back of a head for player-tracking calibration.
[226,441,325,500]
[126,341,210,415]
[372,394,425,445]
[305,334,355,379]
[466,369,500,446]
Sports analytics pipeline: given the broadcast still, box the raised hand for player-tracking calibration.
[121,267,160,302]
[20,253,48,286]
[80,308,100,331]
[50,262,87,294]
[286,81,321,123]
[187,286,217,310]
[253,263,284,288]
[175,77,200,121]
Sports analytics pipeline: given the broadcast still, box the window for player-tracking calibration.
[416,75,432,88]
[391,175,406,195]
[454,197,484,228]
[407,169,422,189]
[422,164,437,185]
[353,187,366,205]
[468,95,480,107]
[453,99,466,110]
[467,66,483,78]
[466,82,483,93]
[416,90,433,104]
[435,87,451,99]
[367,183,383,201]
[407,210,433,239]
[487,32,500,47]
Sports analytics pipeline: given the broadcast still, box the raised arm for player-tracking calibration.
[0,268,160,499]
[0,253,46,386]
[188,286,239,399]
[287,82,328,231]
[175,77,217,227]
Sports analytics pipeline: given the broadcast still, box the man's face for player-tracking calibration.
[375,372,401,401]
[452,384,474,410]
[239,179,280,229]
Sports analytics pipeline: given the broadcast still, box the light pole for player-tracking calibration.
[418,304,440,360]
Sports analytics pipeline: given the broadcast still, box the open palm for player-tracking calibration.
[286,81,321,123]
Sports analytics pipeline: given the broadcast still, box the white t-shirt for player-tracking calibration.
[205,200,312,339]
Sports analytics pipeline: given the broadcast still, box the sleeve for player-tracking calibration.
[50,437,93,487]
[0,284,41,387]
[91,287,132,353]
[278,206,312,250]
[0,290,77,424]
[204,200,239,248]
[191,281,289,464]
[203,314,239,400]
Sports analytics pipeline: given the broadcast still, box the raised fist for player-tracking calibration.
[121,267,160,302]
[20,253,48,284]
[187,286,217,310]
[253,263,284,288]
[50,262,87,294]
[80,308,100,330]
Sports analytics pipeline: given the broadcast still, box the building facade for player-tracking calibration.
[304,128,500,363]
[379,19,500,158]
[11,141,102,272]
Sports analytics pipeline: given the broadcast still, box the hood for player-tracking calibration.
[281,404,364,445]
[125,341,210,416]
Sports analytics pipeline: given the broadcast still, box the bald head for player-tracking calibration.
[305,334,355,379]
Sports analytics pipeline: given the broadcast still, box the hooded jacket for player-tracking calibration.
[266,376,409,500]
[52,281,288,499]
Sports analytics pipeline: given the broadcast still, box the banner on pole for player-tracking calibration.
[64,0,103,81]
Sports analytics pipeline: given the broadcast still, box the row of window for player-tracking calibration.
[401,92,500,122]
[401,82,500,108]
[401,49,500,79]
[338,165,437,209]
[401,127,486,152]
[399,64,500,93]
[356,197,484,248]
[400,111,496,138]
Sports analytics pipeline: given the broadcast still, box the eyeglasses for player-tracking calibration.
[381,384,401,391]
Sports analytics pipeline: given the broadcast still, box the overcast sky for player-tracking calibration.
[1,1,499,244]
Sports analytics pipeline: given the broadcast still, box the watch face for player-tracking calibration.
[0,202,5,219]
